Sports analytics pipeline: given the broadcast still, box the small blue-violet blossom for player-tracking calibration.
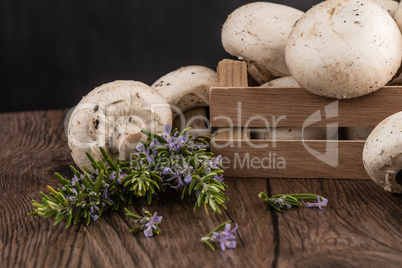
[271,195,291,210]
[207,155,222,169]
[161,125,178,152]
[303,196,328,210]
[174,135,187,151]
[211,223,238,251]
[136,143,154,164]
[162,167,188,189]
[89,206,100,221]
[149,139,161,155]
[109,170,127,184]
[139,209,163,237]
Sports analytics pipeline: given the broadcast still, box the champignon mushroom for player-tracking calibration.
[221,2,304,83]
[255,76,337,140]
[394,1,402,32]
[260,76,300,88]
[363,111,402,193]
[285,0,402,99]
[369,0,398,16]
[151,65,216,118]
[67,80,172,170]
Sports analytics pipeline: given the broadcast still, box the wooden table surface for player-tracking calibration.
[0,110,401,268]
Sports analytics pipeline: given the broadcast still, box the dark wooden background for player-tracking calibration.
[1,110,401,267]
[1,0,323,112]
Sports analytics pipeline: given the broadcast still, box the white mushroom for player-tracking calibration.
[363,111,402,193]
[255,76,337,140]
[369,0,398,16]
[388,2,402,85]
[394,1,402,32]
[260,76,300,88]
[67,80,172,170]
[151,65,216,118]
[221,2,304,83]
[285,0,402,99]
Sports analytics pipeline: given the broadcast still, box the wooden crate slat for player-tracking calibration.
[216,59,248,87]
[208,59,393,179]
[210,86,402,128]
[210,139,369,179]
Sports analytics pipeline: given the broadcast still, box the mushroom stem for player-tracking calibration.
[117,123,144,161]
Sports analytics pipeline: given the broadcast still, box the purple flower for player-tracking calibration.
[183,173,192,185]
[149,139,161,156]
[214,175,224,182]
[269,195,291,210]
[89,206,100,221]
[136,143,154,163]
[109,170,127,184]
[212,223,238,251]
[162,167,186,189]
[102,188,108,199]
[174,135,187,151]
[207,155,222,169]
[139,209,163,237]
[161,125,177,152]
[149,139,161,149]
[71,175,79,186]
[303,196,328,210]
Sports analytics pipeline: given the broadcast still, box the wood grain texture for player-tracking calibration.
[0,110,401,268]
[267,178,402,268]
[215,59,250,140]
[209,59,401,179]
[210,86,402,128]
[216,59,248,88]
[211,138,369,179]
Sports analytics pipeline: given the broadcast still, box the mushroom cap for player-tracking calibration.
[221,2,303,78]
[363,111,402,193]
[394,2,402,33]
[246,61,275,85]
[67,80,172,170]
[260,76,300,88]
[369,0,398,16]
[285,0,402,99]
[151,65,216,117]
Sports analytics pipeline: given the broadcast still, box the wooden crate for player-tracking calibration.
[209,59,402,179]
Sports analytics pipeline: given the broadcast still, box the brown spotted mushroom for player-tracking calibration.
[151,65,216,137]
[285,0,402,99]
[363,111,402,193]
[221,2,304,84]
[67,80,172,170]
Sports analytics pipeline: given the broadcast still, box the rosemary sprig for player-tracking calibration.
[29,125,228,227]
[201,220,238,251]
[125,208,162,237]
[258,192,328,211]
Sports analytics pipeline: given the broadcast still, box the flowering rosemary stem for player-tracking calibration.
[29,125,228,228]
[259,192,328,211]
